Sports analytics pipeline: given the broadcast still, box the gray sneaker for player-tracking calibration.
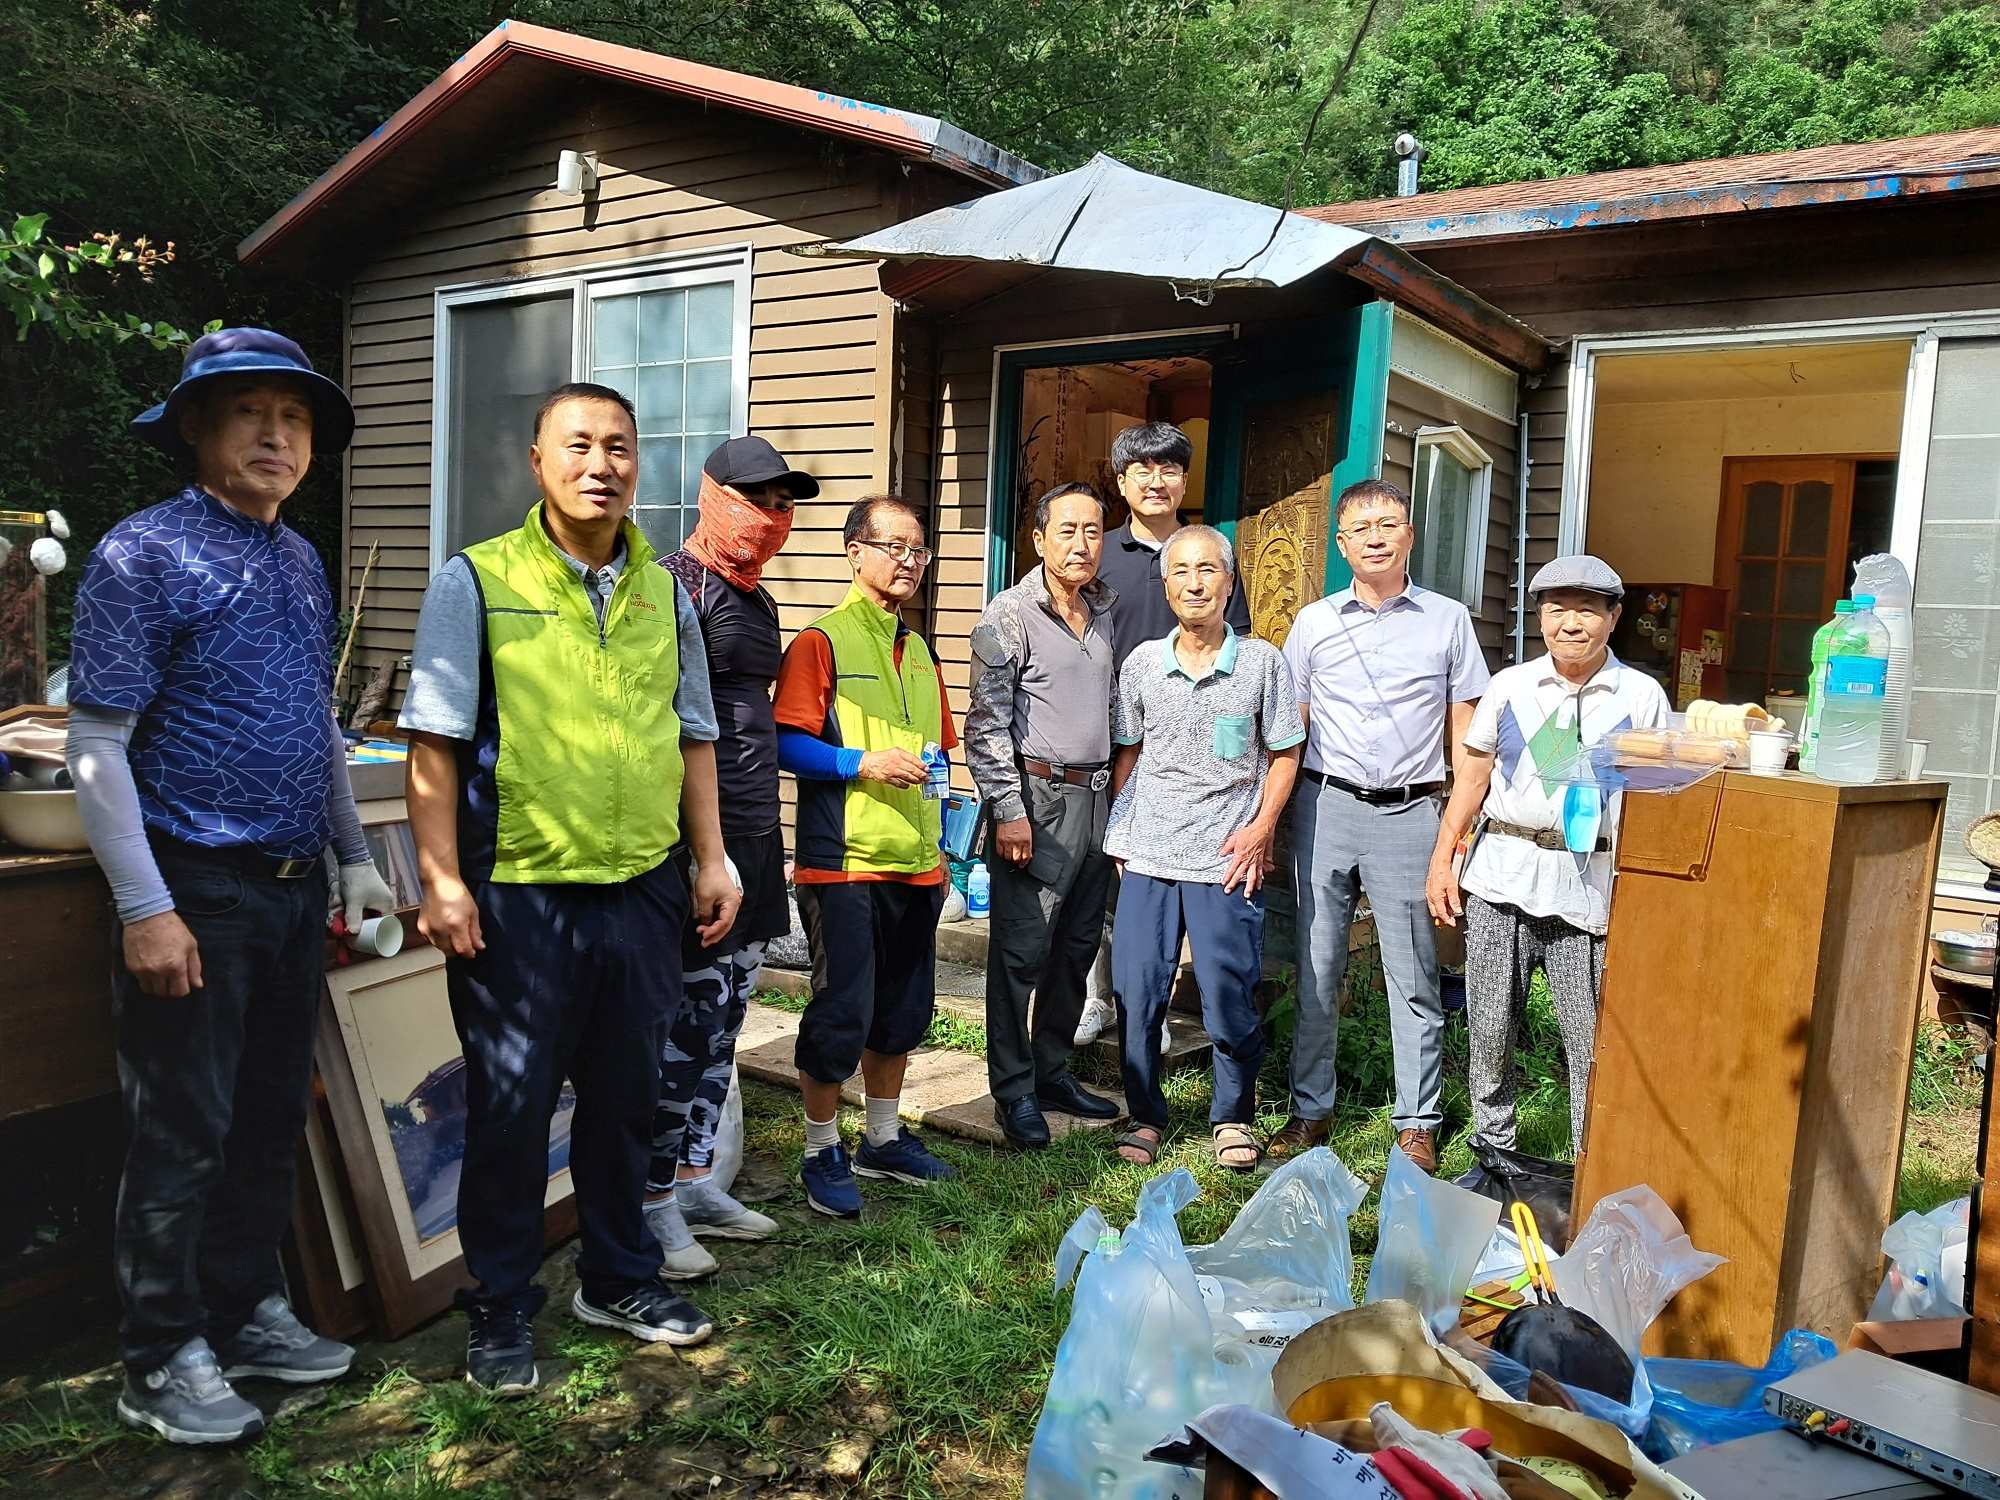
[117,1338,265,1445]
[644,1196,719,1280]
[676,1175,778,1240]
[216,1295,354,1384]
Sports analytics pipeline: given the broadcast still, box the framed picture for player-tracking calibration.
[315,944,578,1336]
[282,1089,373,1341]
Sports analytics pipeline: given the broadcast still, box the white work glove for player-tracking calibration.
[339,860,398,933]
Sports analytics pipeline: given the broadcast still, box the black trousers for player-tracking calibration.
[111,844,329,1375]
[445,856,688,1312]
[984,775,1114,1103]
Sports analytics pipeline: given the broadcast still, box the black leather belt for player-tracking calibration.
[1302,768,1443,805]
[1489,818,1609,853]
[1021,757,1111,792]
[149,832,320,880]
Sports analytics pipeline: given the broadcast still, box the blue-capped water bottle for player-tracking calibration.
[922,740,949,800]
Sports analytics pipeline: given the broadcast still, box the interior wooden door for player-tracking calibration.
[1715,458,1856,702]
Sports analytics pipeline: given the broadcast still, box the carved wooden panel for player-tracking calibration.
[1237,390,1335,645]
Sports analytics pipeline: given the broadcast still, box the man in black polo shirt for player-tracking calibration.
[1073,422,1253,1045]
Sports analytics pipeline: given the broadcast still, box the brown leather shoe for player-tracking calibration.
[1396,1127,1438,1174]
[1265,1116,1331,1159]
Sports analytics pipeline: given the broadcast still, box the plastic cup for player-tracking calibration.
[1748,730,1791,774]
[345,913,404,958]
[1903,738,1930,780]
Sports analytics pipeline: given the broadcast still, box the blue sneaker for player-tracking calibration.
[855,1127,959,1186]
[800,1142,862,1219]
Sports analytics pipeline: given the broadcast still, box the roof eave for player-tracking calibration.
[238,20,1039,273]
[1332,161,2000,246]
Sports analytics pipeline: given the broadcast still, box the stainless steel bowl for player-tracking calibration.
[1932,929,1998,977]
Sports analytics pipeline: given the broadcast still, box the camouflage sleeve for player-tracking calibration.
[966,596,1028,824]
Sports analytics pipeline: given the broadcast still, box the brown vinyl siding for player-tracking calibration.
[339,84,976,708]
[1382,371,1520,667]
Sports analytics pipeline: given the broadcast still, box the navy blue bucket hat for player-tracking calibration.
[130,327,356,460]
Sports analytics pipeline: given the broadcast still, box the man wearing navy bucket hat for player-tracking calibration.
[65,329,397,1444]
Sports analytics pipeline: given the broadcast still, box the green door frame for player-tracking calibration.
[983,302,1394,600]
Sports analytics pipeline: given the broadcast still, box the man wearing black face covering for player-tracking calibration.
[644,438,818,1274]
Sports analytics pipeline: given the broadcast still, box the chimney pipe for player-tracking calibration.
[1393,133,1425,197]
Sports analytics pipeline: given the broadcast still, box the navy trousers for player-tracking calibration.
[446,855,688,1311]
[1111,870,1266,1130]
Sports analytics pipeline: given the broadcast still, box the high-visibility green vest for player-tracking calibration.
[462,503,682,883]
[795,583,943,876]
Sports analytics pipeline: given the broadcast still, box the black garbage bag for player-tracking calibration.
[1454,1141,1575,1250]
[1492,1301,1636,1403]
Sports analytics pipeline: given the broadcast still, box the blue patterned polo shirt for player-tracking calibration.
[70,486,336,858]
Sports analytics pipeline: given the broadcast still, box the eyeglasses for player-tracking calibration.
[1339,518,1409,540]
[856,537,934,567]
[1123,464,1186,483]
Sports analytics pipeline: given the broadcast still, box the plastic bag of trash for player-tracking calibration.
[1643,1328,1840,1459]
[710,1065,744,1195]
[1026,1153,1368,1500]
[1867,1196,1970,1321]
[1364,1144,1502,1334]
[1455,1141,1576,1250]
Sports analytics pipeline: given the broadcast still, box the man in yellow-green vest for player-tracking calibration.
[772,495,961,1217]
[402,383,740,1395]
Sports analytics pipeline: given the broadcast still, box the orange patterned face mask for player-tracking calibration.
[684,471,794,589]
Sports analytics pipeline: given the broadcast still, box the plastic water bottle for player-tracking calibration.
[966,861,991,918]
[922,740,949,801]
[1799,600,1854,774]
[1817,595,1891,784]
[1853,553,1915,781]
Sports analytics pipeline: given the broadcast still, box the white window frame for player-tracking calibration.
[428,246,753,572]
[1411,423,1494,609]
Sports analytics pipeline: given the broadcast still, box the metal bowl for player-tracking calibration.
[0,786,90,852]
[1932,929,1998,977]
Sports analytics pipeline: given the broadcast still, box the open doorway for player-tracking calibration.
[1009,355,1214,582]
[1582,339,1909,709]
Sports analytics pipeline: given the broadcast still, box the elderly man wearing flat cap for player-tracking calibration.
[65,329,397,1444]
[1425,555,1669,1157]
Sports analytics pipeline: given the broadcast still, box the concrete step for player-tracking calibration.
[733,1000,1127,1147]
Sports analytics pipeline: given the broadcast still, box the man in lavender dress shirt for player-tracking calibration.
[1271,479,1489,1172]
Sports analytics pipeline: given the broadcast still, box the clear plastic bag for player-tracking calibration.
[710,1065,744,1195]
[1642,1329,1839,1460]
[1364,1143,1502,1334]
[1027,1152,1368,1500]
[1867,1196,1969,1321]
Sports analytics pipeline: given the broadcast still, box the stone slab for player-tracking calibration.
[733,1000,1126,1147]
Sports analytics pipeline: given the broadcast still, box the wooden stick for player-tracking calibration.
[333,541,379,706]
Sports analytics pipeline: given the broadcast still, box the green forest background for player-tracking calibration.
[6,0,2000,657]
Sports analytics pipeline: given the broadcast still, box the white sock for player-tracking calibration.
[864,1095,902,1147]
[804,1115,841,1157]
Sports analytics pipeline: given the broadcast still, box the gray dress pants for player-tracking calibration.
[1289,776,1444,1131]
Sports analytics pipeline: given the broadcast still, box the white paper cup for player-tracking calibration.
[346,913,404,958]
[1903,738,1930,780]
[1748,729,1792,774]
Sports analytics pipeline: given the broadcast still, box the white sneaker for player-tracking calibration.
[676,1175,778,1240]
[644,1197,718,1280]
[1073,997,1117,1045]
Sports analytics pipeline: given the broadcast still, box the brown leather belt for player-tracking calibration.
[1021,757,1111,791]
[1488,818,1609,853]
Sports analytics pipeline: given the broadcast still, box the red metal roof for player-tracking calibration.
[238,20,1039,275]
[1302,125,2000,243]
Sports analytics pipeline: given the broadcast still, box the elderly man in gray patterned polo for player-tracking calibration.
[967,483,1125,1149]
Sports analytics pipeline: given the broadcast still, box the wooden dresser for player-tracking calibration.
[1574,771,1946,1364]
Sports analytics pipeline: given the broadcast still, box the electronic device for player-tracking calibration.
[1766,1348,2000,1498]
[1664,1429,1941,1499]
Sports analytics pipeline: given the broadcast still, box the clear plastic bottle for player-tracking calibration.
[1817,595,1891,784]
[1799,600,1854,774]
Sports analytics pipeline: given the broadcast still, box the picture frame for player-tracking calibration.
[313,943,578,1337]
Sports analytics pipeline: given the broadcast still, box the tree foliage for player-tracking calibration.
[4,0,1999,654]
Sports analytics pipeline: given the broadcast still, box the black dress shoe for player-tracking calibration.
[994,1095,1051,1149]
[1035,1074,1121,1121]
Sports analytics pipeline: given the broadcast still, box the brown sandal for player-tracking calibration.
[1115,1125,1165,1166]
[1212,1123,1262,1172]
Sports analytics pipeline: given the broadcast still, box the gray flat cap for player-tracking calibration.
[1531,554,1624,601]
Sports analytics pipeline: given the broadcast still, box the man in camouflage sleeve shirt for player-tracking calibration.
[965,483,1124,1148]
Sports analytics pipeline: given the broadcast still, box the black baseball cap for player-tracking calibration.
[702,436,819,499]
